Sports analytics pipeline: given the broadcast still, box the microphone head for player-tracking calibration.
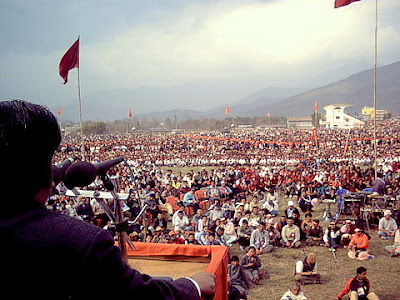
[64,161,97,189]
[52,158,74,186]
[52,165,63,187]
[94,157,124,175]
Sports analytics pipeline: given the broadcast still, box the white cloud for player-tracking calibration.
[81,0,400,90]
[1,0,400,110]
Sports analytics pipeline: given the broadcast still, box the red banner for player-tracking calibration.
[59,38,79,84]
[334,0,361,8]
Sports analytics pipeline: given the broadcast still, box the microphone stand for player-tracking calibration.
[100,174,136,263]
[123,160,148,241]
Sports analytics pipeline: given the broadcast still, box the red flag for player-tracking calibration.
[310,129,317,141]
[204,115,209,120]
[128,108,133,118]
[59,38,79,84]
[266,112,271,118]
[334,0,361,8]
[57,108,62,116]
[225,106,230,116]
[314,101,318,112]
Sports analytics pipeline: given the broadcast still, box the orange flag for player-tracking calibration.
[57,108,62,116]
[225,106,230,116]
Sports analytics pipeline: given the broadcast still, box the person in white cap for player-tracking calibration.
[284,201,300,218]
[378,210,398,240]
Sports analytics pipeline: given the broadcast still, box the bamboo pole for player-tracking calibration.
[373,0,378,178]
[76,35,85,161]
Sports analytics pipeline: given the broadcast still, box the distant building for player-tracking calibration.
[236,124,254,129]
[287,117,314,129]
[257,124,286,130]
[361,106,391,121]
[320,103,364,129]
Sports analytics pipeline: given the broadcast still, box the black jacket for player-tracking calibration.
[1,200,199,300]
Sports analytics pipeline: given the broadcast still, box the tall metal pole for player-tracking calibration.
[76,35,85,161]
[373,0,378,178]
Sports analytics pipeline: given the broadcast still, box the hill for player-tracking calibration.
[50,61,400,121]
[239,61,400,118]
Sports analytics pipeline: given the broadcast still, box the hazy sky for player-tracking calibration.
[1,0,400,114]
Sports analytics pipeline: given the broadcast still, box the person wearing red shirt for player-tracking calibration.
[337,267,380,300]
[348,228,370,260]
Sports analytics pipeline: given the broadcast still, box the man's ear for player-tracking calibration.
[34,187,52,205]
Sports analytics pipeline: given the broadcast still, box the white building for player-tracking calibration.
[320,103,364,129]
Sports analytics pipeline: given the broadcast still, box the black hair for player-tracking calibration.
[230,255,239,262]
[0,100,61,201]
[356,266,367,274]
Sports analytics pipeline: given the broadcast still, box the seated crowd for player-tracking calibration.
[46,161,399,300]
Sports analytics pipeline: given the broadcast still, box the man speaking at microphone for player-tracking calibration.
[0,100,215,300]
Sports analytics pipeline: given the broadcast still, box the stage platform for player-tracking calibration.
[127,242,229,300]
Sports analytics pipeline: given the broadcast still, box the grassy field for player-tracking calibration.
[228,199,400,300]
[160,167,400,299]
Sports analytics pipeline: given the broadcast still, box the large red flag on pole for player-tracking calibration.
[128,108,133,118]
[334,0,361,8]
[314,101,318,112]
[59,38,79,84]
[225,106,230,116]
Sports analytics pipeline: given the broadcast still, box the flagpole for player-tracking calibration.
[373,0,378,178]
[76,35,85,161]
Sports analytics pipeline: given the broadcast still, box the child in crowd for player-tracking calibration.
[228,255,248,300]
[241,246,262,284]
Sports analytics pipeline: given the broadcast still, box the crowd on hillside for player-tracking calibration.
[46,123,400,300]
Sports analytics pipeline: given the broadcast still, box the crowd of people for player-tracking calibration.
[42,121,400,299]
[54,120,400,168]
[48,135,400,299]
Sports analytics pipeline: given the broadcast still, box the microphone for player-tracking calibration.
[52,158,75,186]
[94,157,124,176]
[64,157,124,189]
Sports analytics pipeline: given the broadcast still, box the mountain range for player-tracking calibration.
[52,61,400,122]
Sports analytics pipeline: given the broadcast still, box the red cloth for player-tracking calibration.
[127,243,229,300]
[59,38,79,84]
[334,0,361,8]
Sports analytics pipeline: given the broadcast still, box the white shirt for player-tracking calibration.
[281,290,307,300]
[379,217,398,232]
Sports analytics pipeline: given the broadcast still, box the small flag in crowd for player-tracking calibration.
[225,106,230,116]
[204,115,209,120]
[314,101,318,112]
[59,38,79,84]
[310,129,317,142]
[267,112,271,118]
[128,108,133,118]
[334,0,361,8]
[57,107,62,116]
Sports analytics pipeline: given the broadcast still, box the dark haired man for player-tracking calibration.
[0,100,215,300]
[337,267,380,299]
